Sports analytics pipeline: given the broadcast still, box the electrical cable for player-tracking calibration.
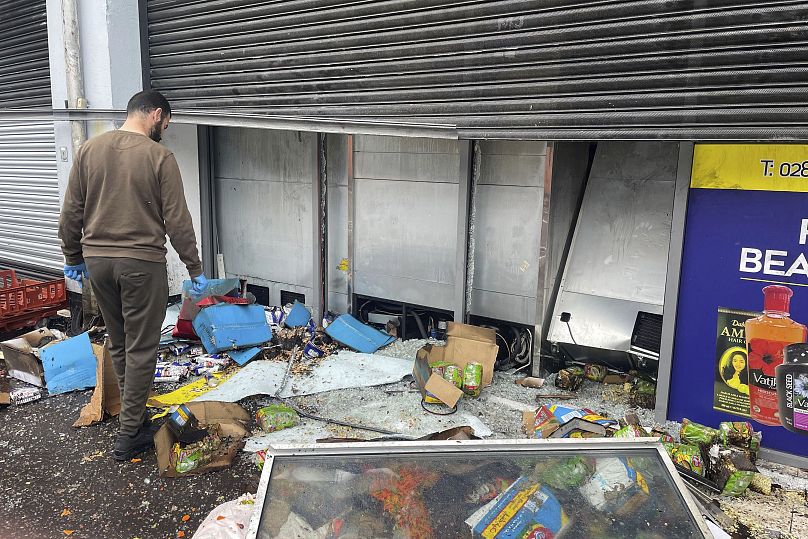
[420,397,458,416]
[287,401,400,435]
[565,321,578,345]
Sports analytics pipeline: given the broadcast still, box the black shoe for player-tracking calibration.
[113,425,155,462]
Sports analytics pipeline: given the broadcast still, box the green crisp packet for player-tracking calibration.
[680,418,718,446]
[256,404,299,433]
[722,471,755,496]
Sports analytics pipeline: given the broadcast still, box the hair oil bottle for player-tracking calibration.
[745,285,807,426]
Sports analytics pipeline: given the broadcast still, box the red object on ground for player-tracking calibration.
[0,270,68,332]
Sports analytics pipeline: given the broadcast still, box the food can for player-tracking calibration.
[443,364,463,389]
[429,360,449,377]
[462,362,483,397]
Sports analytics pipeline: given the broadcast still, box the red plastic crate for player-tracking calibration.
[0,270,68,331]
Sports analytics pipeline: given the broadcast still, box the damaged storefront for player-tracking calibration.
[2,1,808,537]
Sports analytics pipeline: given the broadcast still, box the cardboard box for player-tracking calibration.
[155,401,250,478]
[414,322,499,407]
[0,328,60,387]
[73,342,121,427]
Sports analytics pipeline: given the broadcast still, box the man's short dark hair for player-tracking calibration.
[126,90,172,117]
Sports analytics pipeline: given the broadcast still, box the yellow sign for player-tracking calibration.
[691,144,808,192]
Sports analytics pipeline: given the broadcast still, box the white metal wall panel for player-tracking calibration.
[213,127,316,304]
[0,121,61,272]
[470,140,545,325]
[353,135,460,310]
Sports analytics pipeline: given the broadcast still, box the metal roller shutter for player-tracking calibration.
[0,0,52,108]
[0,122,61,273]
[146,0,808,139]
[0,1,60,275]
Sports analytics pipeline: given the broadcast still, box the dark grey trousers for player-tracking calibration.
[85,257,168,436]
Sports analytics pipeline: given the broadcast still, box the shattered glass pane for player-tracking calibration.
[257,447,704,538]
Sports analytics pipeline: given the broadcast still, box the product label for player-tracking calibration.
[713,308,758,417]
[748,338,790,425]
[786,372,808,431]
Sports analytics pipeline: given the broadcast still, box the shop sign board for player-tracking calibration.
[669,144,808,455]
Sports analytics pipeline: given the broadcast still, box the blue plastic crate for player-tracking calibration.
[193,303,272,354]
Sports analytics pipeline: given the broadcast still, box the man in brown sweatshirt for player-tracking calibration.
[59,90,208,461]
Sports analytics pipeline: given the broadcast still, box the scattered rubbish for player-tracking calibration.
[1,328,61,386]
[196,352,413,402]
[193,493,255,539]
[554,366,584,391]
[193,304,272,354]
[709,445,757,496]
[666,444,705,476]
[412,323,499,407]
[40,332,97,395]
[629,378,656,409]
[9,386,42,405]
[74,342,121,427]
[530,404,618,439]
[256,404,299,433]
[324,313,395,353]
[147,371,237,410]
[155,402,250,477]
[681,418,719,446]
[514,376,544,389]
[583,363,607,382]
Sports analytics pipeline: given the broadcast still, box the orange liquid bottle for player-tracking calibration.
[745,285,807,426]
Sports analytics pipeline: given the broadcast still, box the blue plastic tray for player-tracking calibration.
[324,314,395,354]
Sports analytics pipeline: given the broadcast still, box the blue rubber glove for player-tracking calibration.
[64,263,89,283]
[191,274,209,295]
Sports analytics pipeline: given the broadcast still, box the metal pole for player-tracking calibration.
[532,143,554,376]
[655,142,694,423]
[61,0,87,152]
[61,0,96,323]
[454,139,473,322]
[346,135,355,314]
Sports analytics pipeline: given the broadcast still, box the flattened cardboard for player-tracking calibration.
[0,377,9,405]
[0,328,58,387]
[74,342,121,427]
[155,401,250,478]
[413,323,500,406]
[548,418,608,439]
[424,375,464,408]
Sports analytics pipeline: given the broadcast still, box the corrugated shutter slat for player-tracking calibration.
[147,0,808,139]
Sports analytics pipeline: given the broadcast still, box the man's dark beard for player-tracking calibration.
[148,122,163,142]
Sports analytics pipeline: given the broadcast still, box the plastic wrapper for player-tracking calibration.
[706,445,757,497]
[466,477,570,539]
[256,449,267,471]
[579,457,650,516]
[651,428,675,444]
[718,421,752,448]
[670,444,705,476]
[172,425,224,474]
[680,418,718,446]
[9,387,41,405]
[192,493,255,539]
[533,456,593,490]
[256,404,299,433]
[533,404,617,439]
[629,379,657,409]
[584,363,607,382]
[613,425,649,439]
[555,366,584,391]
[718,421,761,462]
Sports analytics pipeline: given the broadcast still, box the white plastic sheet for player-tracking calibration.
[196,352,414,403]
